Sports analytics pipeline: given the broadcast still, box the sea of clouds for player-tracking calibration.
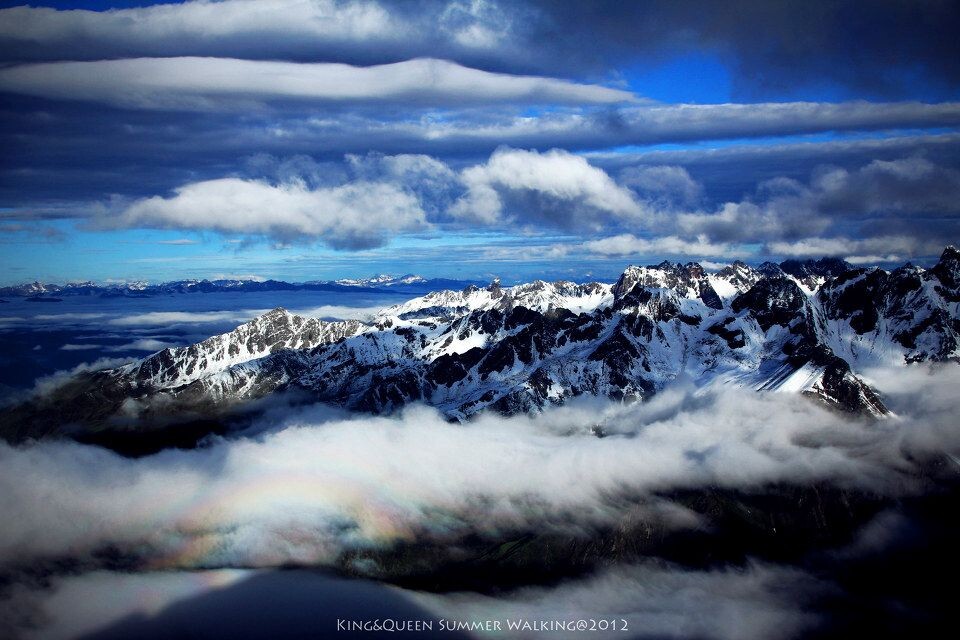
[1,364,958,638]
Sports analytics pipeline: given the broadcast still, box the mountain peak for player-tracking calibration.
[757,262,784,277]
[486,277,503,299]
[652,260,677,271]
[940,245,960,262]
[260,307,290,319]
[716,260,755,275]
[613,260,721,308]
[683,261,705,278]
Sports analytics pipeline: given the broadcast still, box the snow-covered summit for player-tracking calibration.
[335,274,428,288]
[379,278,613,320]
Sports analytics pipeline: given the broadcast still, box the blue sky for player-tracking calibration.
[1,0,959,285]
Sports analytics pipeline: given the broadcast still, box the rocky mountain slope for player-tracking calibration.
[3,248,959,443]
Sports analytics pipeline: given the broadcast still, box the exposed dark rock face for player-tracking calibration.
[732,277,808,331]
[707,319,746,349]
[817,268,886,334]
[931,245,960,301]
[817,247,960,362]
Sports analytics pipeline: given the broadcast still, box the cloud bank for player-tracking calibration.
[2,366,958,575]
[583,234,745,258]
[410,562,820,640]
[2,365,957,639]
[115,178,429,249]
[6,562,818,640]
[103,148,960,259]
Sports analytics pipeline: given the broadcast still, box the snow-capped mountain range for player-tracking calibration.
[3,248,959,443]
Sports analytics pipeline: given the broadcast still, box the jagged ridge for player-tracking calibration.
[3,248,959,442]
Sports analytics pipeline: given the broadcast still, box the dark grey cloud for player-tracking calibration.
[674,156,960,252]
[591,133,960,169]
[589,133,960,208]
[572,151,960,263]
[3,98,958,208]
[618,165,703,209]
[428,101,960,149]
[765,236,944,263]
[814,157,960,217]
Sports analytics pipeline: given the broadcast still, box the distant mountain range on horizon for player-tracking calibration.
[0,256,896,300]
[0,273,486,299]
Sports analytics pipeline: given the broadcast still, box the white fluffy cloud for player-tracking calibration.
[107,338,176,352]
[346,152,462,216]
[108,149,658,244]
[451,147,646,227]
[346,153,458,183]
[58,343,100,352]
[0,57,634,110]
[116,178,429,249]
